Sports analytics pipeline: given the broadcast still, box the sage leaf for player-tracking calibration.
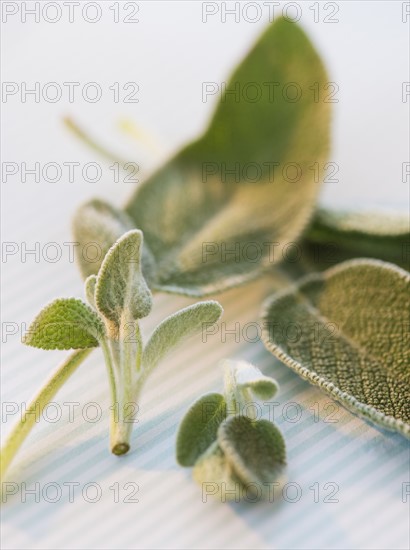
[72,199,135,279]
[226,359,279,402]
[23,298,103,350]
[176,393,227,466]
[192,441,246,502]
[74,18,329,296]
[142,301,223,373]
[84,274,97,308]
[305,208,410,269]
[95,230,152,327]
[218,416,286,488]
[262,258,410,437]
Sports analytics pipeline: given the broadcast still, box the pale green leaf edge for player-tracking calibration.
[261,258,410,438]
[142,300,223,373]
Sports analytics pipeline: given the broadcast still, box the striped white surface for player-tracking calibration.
[2,2,409,549]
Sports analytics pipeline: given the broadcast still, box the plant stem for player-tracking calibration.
[0,349,92,479]
[223,363,239,416]
[63,117,127,166]
[107,317,142,456]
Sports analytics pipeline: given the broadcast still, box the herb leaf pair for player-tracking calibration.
[176,361,286,501]
[2,231,222,475]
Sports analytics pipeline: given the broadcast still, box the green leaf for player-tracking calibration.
[262,258,410,437]
[142,301,223,373]
[192,441,246,502]
[72,199,136,279]
[120,18,330,296]
[305,208,410,270]
[176,393,227,467]
[224,359,279,403]
[23,298,103,350]
[218,416,286,486]
[84,274,97,308]
[95,230,152,327]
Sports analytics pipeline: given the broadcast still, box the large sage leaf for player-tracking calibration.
[262,259,410,437]
[305,208,410,270]
[74,18,330,296]
[124,18,330,295]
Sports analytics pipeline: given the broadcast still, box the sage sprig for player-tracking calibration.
[176,360,286,501]
[1,230,222,476]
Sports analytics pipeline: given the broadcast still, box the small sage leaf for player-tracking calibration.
[120,18,330,296]
[226,359,279,402]
[95,230,153,327]
[23,298,103,350]
[305,208,410,269]
[176,393,227,466]
[142,301,223,373]
[84,274,97,308]
[192,441,246,502]
[218,416,286,487]
[262,258,410,437]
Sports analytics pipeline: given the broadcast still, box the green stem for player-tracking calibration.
[223,363,239,416]
[107,318,143,456]
[100,338,120,453]
[222,361,256,418]
[0,349,92,479]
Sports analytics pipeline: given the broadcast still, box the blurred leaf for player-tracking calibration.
[262,259,410,437]
[24,299,103,350]
[192,441,245,501]
[142,301,223,373]
[118,18,330,296]
[176,393,227,466]
[218,416,286,486]
[305,208,410,270]
[72,199,136,279]
[95,230,152,327]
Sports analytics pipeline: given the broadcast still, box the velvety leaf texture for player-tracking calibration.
[23,298,103,350]
[176,393,227,466]
[218,416,286,486]
[262,259,410,437]
[142,301,223,373]
[95,230,153,326]
[232,360,279,401]
[71,18,329,296]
